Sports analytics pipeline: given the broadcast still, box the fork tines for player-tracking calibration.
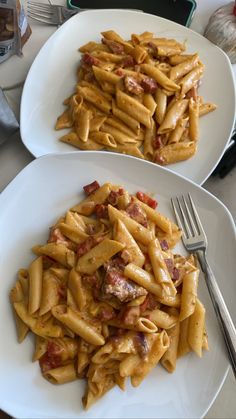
[27,2,54,24]
[171,194,206,242]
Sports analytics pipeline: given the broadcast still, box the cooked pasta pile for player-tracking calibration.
[55,30,217,165]
[10,181,209,409]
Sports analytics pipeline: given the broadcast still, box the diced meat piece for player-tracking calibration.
[164,258,174,275]
[83,180,100,196]
[124,76,144,95]
[153,135,163,150]
[48,227,68,246]
[104,257,126,273]
[82,274,99,287]
[140,293,159,312]
[82,53,100,67]
[121,306,140,325]
[141,77,158,93]
[160,240,169,251]
[103,269,147,303]
[97,307,116,321]
[77,235,104,257]
[126,202,148,227]
[136,191,157,209]
[121,55,135,67]
[95,204,108,219]
[39,341,63,373]
[134,332,148,358]
[153,152,166,165]
[102,38,125,55]
[120,249,131,264]
[172,267,180,281]
[107,188,125,205]
[115,68,125,77]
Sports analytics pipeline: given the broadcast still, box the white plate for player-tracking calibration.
[20,10,236,185]
[0,152,235,419]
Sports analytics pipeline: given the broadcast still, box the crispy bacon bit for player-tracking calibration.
[172,267,180,281]
[124,76,144,95]
[104,257,126,272]
[121,55,135,68]
[121,306,140,325]
[83,180,100,196]
[82,274,98,287]
[134,332,149,358]
[120,249,131,264]
[136,191,157,209]
[97,307,116,321]
[102,38,125,55]
[115,68,125,77]
[77,235,104,257]
[153,135,163,150]
[160,240,169,251]
[107,188,124,205]
[95,204,108,219]
[126,202,148,227]
[48,227,68,245]
[82,53,100,67]
[140,293,159,312]
[164,258,174,275]
[103,269,147,303]
[141,77,158,93]
[39,342,62,373]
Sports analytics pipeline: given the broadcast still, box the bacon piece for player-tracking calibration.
[104,257,126,273]
[83,180,100,196]
[39,341,62,373]
[115,68,125,77]
[120,249,131,264]
[121,306,140,325]
[141,77,158,93]
[121,55,135,68]
[82,52,100,67]
[172,267,180,282]
[97,307,116,321]
[160,240,169,251]
[103,269,147,303]
[94,204,108,219]
[140,293,159,312]
[124,76,144,95]
[134,332,148,358]
[126,202,148,227]
[153,135,163,150]
[136,191,157,209]
[102,38,125,55]
[107,188,124,205]
[77,235,104,257]
[164,258,174,276]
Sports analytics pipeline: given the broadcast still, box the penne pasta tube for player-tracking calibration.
[131,330,170,387]
[189,98,199,141]
[119,354,140,377]
[108,205,154,246]
[154,141,197,165]
[59,131,104,151]
[169,54,195,65]
[113,219,145,267]
[71,182,111,215]
[177,317,190,358]
[154,88,167,125]
[35,243,76,268]
[58,222,88,244]
[179,64,204,96]
[148,239,176,296]
[28,256,43,315]
[76,238,125,274]
[55,110,73,130]
[68,268,86,311]
[77,85,111,114]
[52,305,105,345]
[188,299,205,357]
[156,45,184,57]
[143,93,157,116]
[161,310,180,373]
[112,100,140,133]
[107,317,158,333]
[169,53,199,80]
[199,102,217,116]
[89,131,117,148]
[101,123,137,144]
[106,144,144,159]
[92,65,120,85]
[179,269,199,321]
[89,115,107,131]
[116,90,152,128]
[76,109,91,142]
[168,117,189,144]
[148,308,178,329]
[143,118,155,161]
[10,281,29,342]
[157,99,189,134]
[140,64,180,92]
[44,363,77,384]
[124,263,163,298]
[133,197,172,234]
[39,270,60,316]
[106,116,138,138]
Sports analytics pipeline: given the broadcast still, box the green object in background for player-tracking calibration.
[66,0,196,27]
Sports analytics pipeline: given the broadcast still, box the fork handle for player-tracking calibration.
[197,250,236,379]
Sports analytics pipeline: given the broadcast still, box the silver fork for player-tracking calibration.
[171,193,236,379]
[27,1,78,25]
[27,1,143,26]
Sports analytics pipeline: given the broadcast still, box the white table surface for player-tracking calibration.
[0,1,236,418]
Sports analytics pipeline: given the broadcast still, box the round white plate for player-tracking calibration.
[0,152,235,419]
[20,10,236,185]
